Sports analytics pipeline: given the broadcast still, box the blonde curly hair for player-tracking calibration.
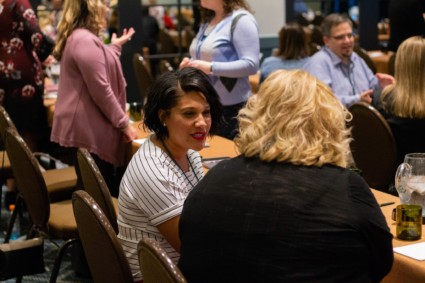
[53,0,107,60]
[235,70,352,167]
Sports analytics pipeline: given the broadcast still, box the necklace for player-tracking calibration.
[159,138,200,189]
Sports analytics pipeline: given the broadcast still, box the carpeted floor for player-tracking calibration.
[0,186,93,283]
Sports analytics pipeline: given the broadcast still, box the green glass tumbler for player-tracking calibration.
[396,204,422,241]
[129,102,143,121]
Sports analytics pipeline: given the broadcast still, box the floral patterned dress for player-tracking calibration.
[0,0,53,148]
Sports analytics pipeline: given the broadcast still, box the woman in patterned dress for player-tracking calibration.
[0,0,54,208]
[0,0,54,152]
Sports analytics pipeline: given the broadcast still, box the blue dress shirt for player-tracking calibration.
[303,46,380,107]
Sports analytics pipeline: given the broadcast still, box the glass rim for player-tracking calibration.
[404,153,425,159]
[397,204,423,210]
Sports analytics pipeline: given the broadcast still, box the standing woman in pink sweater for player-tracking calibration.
[51,0,136,196]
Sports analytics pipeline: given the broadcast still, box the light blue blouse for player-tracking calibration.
[189,9,260,106]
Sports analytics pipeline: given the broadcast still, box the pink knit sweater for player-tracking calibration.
[51,29,129,166]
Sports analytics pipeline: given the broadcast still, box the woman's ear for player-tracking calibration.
[158,109,166,125]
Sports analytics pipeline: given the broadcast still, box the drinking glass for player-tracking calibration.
[395,153,425,215]
[396,204,422,241]
[129,102,143,121]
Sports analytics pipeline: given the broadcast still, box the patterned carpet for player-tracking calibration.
[0,186,93,283]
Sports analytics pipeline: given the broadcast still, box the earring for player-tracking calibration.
[163,123,166,127]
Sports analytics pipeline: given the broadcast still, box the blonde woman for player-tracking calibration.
[178,70,393,282]
[51,0,136,196]
[381,36,425,165]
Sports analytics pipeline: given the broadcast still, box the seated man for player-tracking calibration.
[303,13,393,107]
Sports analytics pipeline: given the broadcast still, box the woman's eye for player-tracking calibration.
[183,112,195,117]
[203,110,211,116]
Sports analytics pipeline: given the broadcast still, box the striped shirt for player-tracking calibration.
[117,136,203,281]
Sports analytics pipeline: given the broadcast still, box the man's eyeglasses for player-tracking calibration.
[331,33,354,41]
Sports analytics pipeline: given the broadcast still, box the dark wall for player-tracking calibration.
[358,0,379,50]
[118,0,144,103]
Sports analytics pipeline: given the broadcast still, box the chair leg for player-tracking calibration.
[49,238,78,283]
[4,194,22,243]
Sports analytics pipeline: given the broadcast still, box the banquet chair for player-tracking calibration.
[0,106,77,244]
[72,190,133,282]
[133,53,154,105]
[137,238,187,283]
[0,105,77,203]
[348,102,398,192]
[158,29,179,68]
[159,60,174,75]
[4,127,79,283]
[76,148,118,233]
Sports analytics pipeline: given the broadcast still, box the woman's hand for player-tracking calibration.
[183,59,212,74]
[121,124,137,142]
[179,57,191,69]
[376,73,395,88]
[43,55,56,67]
[111,27,136,46]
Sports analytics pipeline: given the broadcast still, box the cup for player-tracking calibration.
[395,153,425,208]
[396,204,422,241]
[129,102,143,121]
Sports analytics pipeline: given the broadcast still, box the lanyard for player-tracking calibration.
[159,138,200,189]
[340,62,357,96]
[195,24,208,60]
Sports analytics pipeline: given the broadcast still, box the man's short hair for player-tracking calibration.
[321,13,352,37]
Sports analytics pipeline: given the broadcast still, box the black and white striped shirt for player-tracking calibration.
[117,136,203,281]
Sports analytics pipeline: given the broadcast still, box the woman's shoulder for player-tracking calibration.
[69,28,101,44]
[231,8,256,21]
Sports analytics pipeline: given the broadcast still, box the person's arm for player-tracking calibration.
[15,0,54,61]
[204,14,260,78]
[128,147,197,252]
[157,216,181,252]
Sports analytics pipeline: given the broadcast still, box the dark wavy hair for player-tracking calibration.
[200,0,252,23]
[143,67,223,140]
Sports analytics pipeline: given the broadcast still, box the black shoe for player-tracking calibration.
[4,190,17,211]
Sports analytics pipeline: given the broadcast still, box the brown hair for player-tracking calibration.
[53,0,107,60]
[277,23,309,60]
[200,0,252,23]
[381,36,425,118]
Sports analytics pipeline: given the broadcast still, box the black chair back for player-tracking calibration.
[349,102,398,191]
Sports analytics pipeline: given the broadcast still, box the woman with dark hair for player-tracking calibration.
[260,22,310,82]
[180,0,259,140]
[118,67,222,282]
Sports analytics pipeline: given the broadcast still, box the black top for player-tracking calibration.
[178,156,393,283]
[388,0,425,52]
[387,115,425,165]
[379,97,425,165]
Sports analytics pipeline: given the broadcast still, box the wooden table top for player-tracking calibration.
[372,189,425,283]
